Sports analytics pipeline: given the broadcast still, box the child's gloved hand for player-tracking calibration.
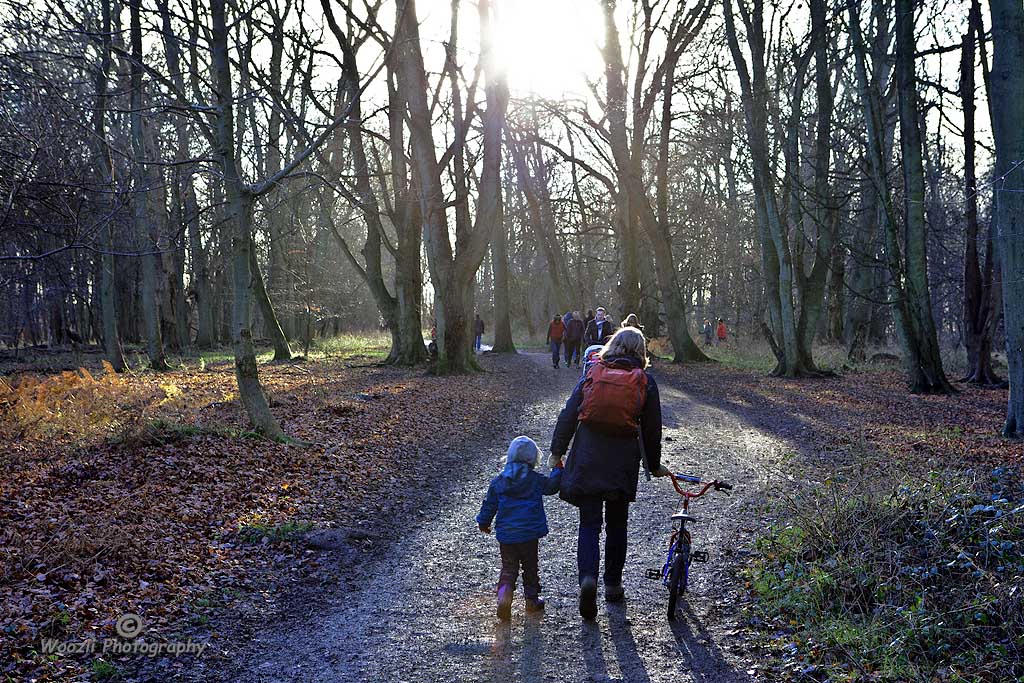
[478,524,491,534]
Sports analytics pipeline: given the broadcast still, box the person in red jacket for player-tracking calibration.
[546,315,566,368]
[716,318,728,345]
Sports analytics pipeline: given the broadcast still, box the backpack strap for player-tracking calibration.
[637,419,651,482]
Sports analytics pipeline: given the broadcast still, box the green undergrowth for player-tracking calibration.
[237,519,314,543]
[307,332,392,361]
[117,418,263,446]
[189,333,392,365]
[745,468,1024,682]
[701,340,912,375]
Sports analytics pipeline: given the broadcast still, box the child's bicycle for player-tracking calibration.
[645,472,733,620]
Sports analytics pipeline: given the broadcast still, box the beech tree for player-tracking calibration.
[723,0,838,375]
[393,0,509,373]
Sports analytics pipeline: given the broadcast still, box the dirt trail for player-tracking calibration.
[167,353,795,683]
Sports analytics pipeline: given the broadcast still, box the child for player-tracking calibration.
[476,436,563,620]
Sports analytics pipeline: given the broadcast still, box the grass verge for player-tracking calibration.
[744,468,1024,682]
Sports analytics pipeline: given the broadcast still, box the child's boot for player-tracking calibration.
[524,584,545,613]
[496,584,514,621]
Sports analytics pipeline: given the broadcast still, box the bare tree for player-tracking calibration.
[393,0,509,373]
[93,0,127,371]
[129,0,169,370]
[600,0,710,363]
[892,0,953,393]
[961,0,1001,385]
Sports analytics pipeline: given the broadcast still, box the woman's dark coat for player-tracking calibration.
[550,354,662,505]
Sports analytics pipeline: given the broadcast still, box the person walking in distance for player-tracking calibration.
[563,311,585,368]
[716,318,728,346]
[702,318,713,347]
[547,315,566,368]
[474,314,486,352]
[622,313,643,332]
[584,307,616,347]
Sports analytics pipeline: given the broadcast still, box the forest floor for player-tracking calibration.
[1,344,1021,682]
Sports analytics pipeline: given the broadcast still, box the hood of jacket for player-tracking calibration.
[599,353,643,370]
[500,435,539,484]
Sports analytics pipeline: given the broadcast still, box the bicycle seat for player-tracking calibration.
[671,512,700,523]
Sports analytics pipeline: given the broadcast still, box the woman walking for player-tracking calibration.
[549,327,669,619]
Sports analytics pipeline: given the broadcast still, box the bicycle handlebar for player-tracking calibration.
[667,472,733,498]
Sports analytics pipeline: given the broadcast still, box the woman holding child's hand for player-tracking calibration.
[550,326,665,620]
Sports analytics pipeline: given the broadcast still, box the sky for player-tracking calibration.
[408,0,607,100]
[489,0,606,98]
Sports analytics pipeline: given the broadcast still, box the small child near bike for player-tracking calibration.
[476,436,563,620]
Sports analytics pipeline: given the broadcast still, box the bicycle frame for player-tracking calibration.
[649,474,730,588]
[660,525,692,588]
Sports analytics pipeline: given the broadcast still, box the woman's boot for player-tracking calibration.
[578,576,598,620]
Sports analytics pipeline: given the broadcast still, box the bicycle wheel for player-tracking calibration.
[666,543,690,620]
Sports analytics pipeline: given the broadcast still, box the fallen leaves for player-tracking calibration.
[0,354,519,681]
[656,363,1021,470]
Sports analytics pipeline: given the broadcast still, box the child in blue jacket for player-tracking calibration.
[476,436,563,620]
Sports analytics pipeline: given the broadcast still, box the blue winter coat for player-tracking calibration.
[476,467,563,544]
[550,354,662,505]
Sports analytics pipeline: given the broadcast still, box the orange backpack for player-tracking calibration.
[579,360,648,436]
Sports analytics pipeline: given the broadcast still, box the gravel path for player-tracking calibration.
[171,353,793,683]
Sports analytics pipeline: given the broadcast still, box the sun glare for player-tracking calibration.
[492,0,605,98]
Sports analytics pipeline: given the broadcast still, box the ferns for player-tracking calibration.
[0,361,170,444]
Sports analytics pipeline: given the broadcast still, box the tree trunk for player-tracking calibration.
[129,0,169,370]
[845,182,878,360]
[186,177,214,347]
[393,0,507,374]
[387,65,427,366]
[602,0,706,363]
[508,129,572,313]
[491,193,516,353]
[318,0,425,365]
[794,0,835,369]
[157,0,214,347]
[990,0,1024,435]
[249,235,292,360]
[600,0,641,318]
[166,198,190,351]
[261,14,294,341]
[94,0,127,371]
[894,0,954,394]
[211,0,282,438]
[827,239,846,343]
[723,0,805,375]
[962,0,1002,385]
